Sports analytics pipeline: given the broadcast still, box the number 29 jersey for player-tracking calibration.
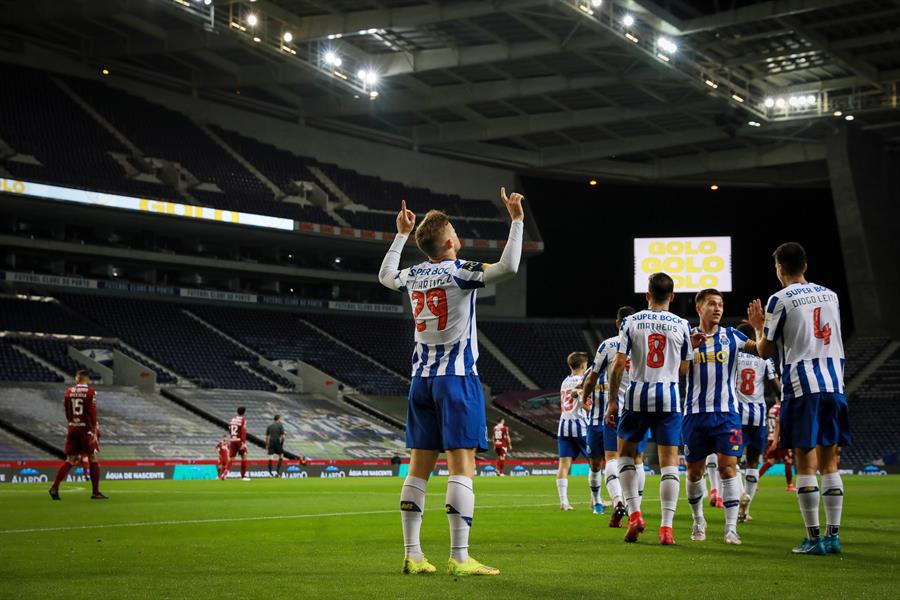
[764,282,845,400]
[618,309,692,413]
[393,258,488,378]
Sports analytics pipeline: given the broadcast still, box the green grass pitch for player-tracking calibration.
[2,475,898,599]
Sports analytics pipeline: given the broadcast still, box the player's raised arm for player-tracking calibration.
[746,299,776,359]
[378,200,416,290]
[482,188,524,285]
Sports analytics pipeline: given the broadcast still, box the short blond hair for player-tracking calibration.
[415,210,451,258]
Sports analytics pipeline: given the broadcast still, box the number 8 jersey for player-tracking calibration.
[393,258,488,377]
[618,309,692,412]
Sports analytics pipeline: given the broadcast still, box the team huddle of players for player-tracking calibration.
[550,244,847,554]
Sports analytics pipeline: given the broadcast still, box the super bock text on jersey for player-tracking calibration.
[619,310,692,412]
[764,282,845,400]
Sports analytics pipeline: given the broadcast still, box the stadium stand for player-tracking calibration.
[0,385,239,460]
[0,66,178,201]
[0,339,63,383]
[480,320,591,389]
[0,427,55,460]
[9,336,177,384]
[494,391,560,437]
[844,336,891,382]
[0,296,107,336]
[166,389,407,460]
[58,295,273,390]
[192,304,409,395]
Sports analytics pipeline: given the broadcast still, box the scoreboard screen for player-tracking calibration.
[633,236,732,293]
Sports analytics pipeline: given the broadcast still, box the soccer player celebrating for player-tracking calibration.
[492,418,512,476]
[556,352,590,511]
[759,400,795,490]
[225,407,250,481]
[735,323,782,522]
[746,242,849,555]
[683,289,764,545]
[266,414,286,477]
[605,273,698,545]
[378,188,524,576]
[581,306,647,524]
[48,370,107,500]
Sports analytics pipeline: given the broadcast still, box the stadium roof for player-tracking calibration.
[4,0,900,185]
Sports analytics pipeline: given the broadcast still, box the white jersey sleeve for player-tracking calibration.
[764,282,845,400]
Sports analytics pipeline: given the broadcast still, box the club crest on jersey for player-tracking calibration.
[460,261,486,272]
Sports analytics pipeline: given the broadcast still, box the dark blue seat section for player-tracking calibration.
[57,295,273,390]
[480,320,591,390]
[191,305,410,395]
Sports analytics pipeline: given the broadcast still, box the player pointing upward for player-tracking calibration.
[747,242,849,556]
[379,188,524,577]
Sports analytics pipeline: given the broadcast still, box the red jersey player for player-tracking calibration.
[49,370,107,500]
[492,418,512,476]
[758,400,796,491]
[216,435,230,479]
[224,407,250,481]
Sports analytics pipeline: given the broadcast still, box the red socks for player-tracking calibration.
[51,462,72,490]
[240,458,247,478]
[785,463,793,486]
[759,462,771,477]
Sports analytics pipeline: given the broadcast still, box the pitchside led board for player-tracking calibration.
[633,237,732,293]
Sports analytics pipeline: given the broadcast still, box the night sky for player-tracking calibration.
[522,176,852,331]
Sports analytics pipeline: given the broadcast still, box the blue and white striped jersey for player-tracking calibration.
[764,282,845,400]
[559,374,588,438]
[392,258,487,377]
[589,336,631,425]
[618,310,692,413]
[685,326,748,414]
[736,353,777,426]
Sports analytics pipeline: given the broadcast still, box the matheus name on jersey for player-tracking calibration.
[764,282,845,400]
[558,374,588,437]
[393,259,487,378]
[685,326,748,415]
[736,354,777,426]
[589,336,631,424]
[618,310,692,413]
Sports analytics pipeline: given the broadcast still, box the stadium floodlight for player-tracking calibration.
[623,14,635,27]
[367,28,378,34]
[357,69,366,80]
[589,180,598,186]
[101,68,110,76]
[775,97,785,108]
[806,95,816,105]
[203,0,211,5]
[710,184,719,191]
[657,37,677,54]
[731,94,744,103]
[833,110,843,117]
[747,121,761,127]
[704,79,718,89]
[844,114,855,121]
[246,14,258,27]
[253,36,261,43]
[324,51,341,66]
[365,71,378,85]
[369,90,379,99]
[283,31,293,43]
[764,97,775,108]
[591,0,603,7]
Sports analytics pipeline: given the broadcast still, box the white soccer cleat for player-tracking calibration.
[560,503,574,511]
[241,476,251,481]
[691,518,707,542]
[725,530,742,545]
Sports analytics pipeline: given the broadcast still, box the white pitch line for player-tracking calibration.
[0,503,560,535]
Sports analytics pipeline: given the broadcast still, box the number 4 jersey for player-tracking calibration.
[618,309,692,412]
[764,282,845,400]
[395,258,488,378]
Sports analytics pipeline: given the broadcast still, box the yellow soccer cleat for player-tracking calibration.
[402,556,437,575]
[447,556,500,577]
